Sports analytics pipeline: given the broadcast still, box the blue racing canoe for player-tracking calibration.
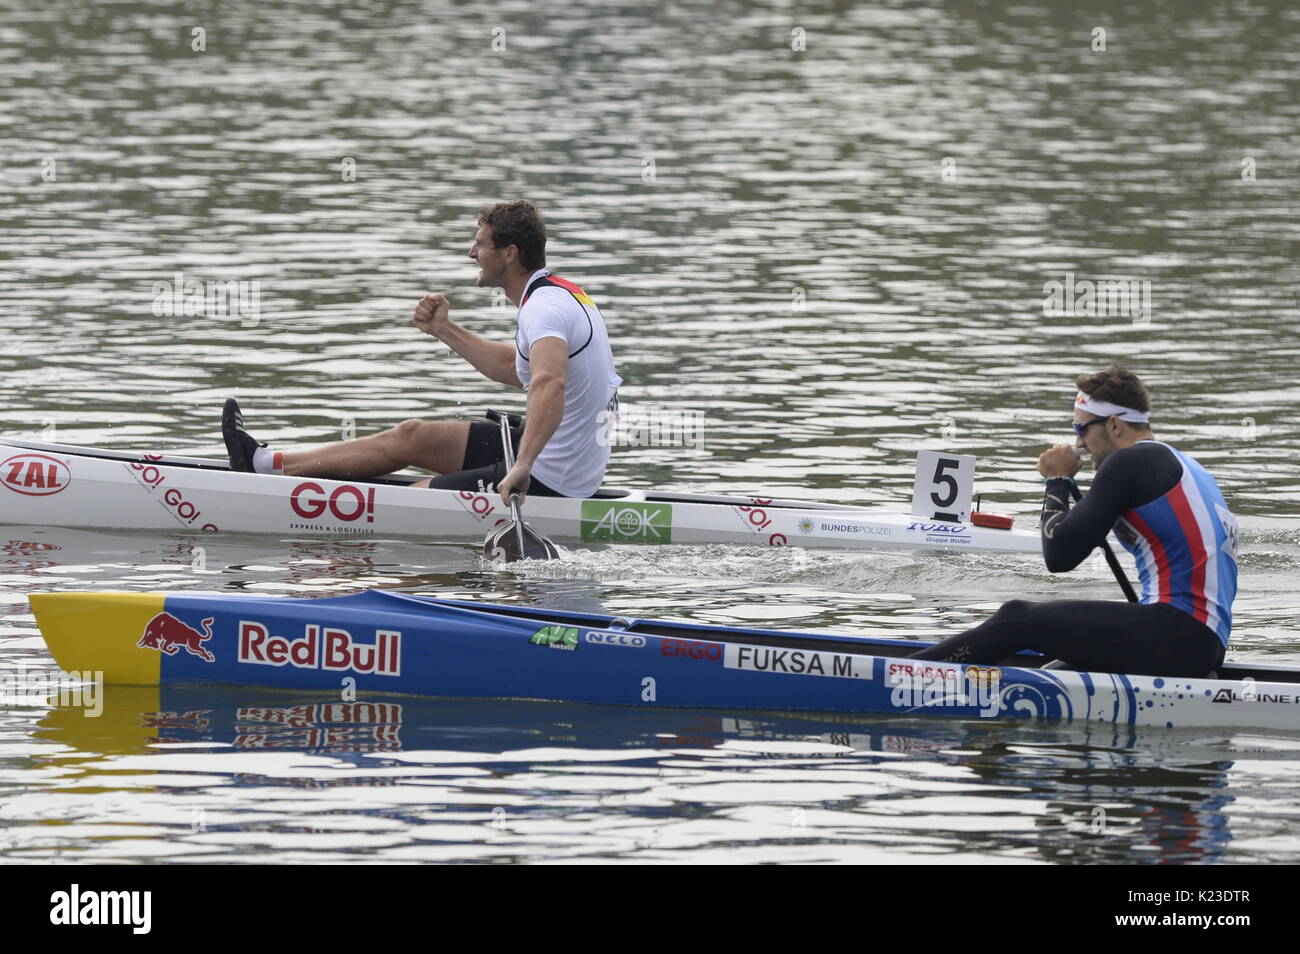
[27,589,1300,731]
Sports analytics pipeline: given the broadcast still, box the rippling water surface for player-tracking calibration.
[2,0,1299,863]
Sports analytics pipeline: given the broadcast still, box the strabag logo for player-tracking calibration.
[138,612,216,662]
[531,625,578,651]
[1,453,70,496]
[580,501,672,542]
[886,663,1002,717]
[239,620,401,676]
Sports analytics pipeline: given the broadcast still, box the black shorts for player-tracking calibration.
[910,600,1226,678]
[425,420,563,496]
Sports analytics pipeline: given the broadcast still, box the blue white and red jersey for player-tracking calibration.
[1041,441,1239,646]
[1112,444,1238,644]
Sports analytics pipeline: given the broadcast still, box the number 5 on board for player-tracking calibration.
[911,451,975,522]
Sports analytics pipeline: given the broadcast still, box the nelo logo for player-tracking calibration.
[2,453,70,496]
[586,631,647,648]
[290,481,376,522]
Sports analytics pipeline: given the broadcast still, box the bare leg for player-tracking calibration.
[280,419,471,480]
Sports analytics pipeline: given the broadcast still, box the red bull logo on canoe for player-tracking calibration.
[1,453,70,496]
[238,621,401,676]
[138,612,217,662]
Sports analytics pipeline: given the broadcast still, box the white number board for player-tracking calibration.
[911,451,975,522]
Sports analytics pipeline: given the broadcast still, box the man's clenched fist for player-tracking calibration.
[413,293,451,336]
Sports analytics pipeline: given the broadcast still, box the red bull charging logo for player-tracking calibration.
[138,612,216,662]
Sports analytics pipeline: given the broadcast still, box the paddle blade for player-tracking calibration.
[483,519,560,562]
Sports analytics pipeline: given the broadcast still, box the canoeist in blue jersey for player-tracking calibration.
[912,365,1239,678]
[221,200,622,504]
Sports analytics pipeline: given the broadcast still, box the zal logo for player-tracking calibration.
[1,453,70,496]
[580,501,672,542]
[138,612,216,662]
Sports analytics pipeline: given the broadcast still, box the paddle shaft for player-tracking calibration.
[498,415,527,556]
[1066,481,1139,603]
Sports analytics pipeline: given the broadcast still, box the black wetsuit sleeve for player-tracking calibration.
[1039,444,1178,573]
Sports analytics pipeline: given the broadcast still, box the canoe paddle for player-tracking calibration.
[483,409,560,563]
[1066,480,1138,603]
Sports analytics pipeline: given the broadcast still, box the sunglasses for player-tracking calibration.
[1072,416,1110,437]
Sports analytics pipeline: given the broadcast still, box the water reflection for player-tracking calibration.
[5,687,1293,863]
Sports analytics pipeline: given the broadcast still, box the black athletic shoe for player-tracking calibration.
[222,398,264,472]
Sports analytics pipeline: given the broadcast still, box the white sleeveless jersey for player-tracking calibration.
[514,268,622,497]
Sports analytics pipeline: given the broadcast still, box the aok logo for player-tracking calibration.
[580,501,672,542]
[290,481,376,522]
[1,453,70,496]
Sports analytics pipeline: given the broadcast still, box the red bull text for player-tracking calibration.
[238,621,401,676]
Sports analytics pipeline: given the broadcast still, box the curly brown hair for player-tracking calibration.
[1076,364,1151,415]
[478,200,547,270]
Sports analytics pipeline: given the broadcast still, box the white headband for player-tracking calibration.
[1075,391,1150,423]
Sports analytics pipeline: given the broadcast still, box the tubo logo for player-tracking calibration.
[580,501,672,543]
[530,625,578,651]
[906,522,968,534]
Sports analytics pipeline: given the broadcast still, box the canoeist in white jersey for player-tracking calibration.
[222,200,622,503]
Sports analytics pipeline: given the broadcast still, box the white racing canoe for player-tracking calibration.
[0,438,1041,553]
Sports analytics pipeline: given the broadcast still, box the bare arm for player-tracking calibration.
[412,293,521,387]
[498,336,567,503]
